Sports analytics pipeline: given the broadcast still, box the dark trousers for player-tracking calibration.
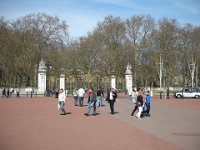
[145,103,150,115]
[109,101,115,114]
[131,105,138,116]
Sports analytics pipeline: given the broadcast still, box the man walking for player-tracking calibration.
[84,88,97,116]
[78,87,85,107]
[106,88,117,115]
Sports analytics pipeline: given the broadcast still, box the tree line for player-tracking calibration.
[0,13,199,88]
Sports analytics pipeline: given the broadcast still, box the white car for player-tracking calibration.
[174,87,200,99]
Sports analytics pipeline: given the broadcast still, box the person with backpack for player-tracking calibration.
[84,88,97,116]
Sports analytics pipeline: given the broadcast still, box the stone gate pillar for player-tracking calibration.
[60,74,65,90]
[38,60,46,93]
[125,63,133,90]
[110,75,116,89]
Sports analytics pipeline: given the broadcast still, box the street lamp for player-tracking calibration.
[189,55,196,88]
[157,54,164,90]
[45,62,52,96]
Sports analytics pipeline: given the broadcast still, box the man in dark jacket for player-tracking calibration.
[106,88,117,115]
[135,89,144,119]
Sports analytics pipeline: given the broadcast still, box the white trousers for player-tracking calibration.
[136,106,143,118]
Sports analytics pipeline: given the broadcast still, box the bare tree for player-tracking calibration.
[0,13,69,87]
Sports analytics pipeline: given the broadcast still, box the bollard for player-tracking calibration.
[160,92,162,99]
[150,91,153,97]
[31,92,32,98]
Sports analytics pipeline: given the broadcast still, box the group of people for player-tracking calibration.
[57,87,118,116]
[128,87,151,119]
[57,86,150,119]
[1,88,20,98]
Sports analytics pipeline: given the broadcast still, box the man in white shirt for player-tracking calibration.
[78,87,85,106]
[58,88,66,115]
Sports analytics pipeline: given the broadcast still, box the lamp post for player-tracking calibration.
[157,54,164,90]
[189,55,196,88]
[45,62,52,96]
[196,65,198,87]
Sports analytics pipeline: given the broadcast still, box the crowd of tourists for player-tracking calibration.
[128,87,151,119]
[57,86,117,116]
[57,86,151,119]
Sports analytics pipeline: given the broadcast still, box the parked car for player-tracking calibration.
[174,87,200,99]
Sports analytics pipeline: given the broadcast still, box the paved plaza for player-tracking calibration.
[0,95,200,150]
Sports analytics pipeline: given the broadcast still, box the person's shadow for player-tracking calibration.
[62,112,72,115]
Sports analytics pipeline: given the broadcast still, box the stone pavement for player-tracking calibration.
[0,95,199,150]
[101,96,200,150]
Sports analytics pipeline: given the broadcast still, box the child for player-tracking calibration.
[145,91,151,117]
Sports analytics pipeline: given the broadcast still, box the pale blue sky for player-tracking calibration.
[0,0,200,38]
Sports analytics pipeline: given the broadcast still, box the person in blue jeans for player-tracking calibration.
[145,91,151,117]
[96,87,104,107]
[84,88,97,116]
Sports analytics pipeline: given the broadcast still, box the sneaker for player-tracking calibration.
[84,113,89,116]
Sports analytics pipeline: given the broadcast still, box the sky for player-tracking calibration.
[0,0,200,38]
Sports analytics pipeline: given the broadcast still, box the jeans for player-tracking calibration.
[96,96,102,107]
[73,96,78,105]
[79,96,84,106]
[59,101,65,114]
[128,95,132,102]
[85,101,96,115]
